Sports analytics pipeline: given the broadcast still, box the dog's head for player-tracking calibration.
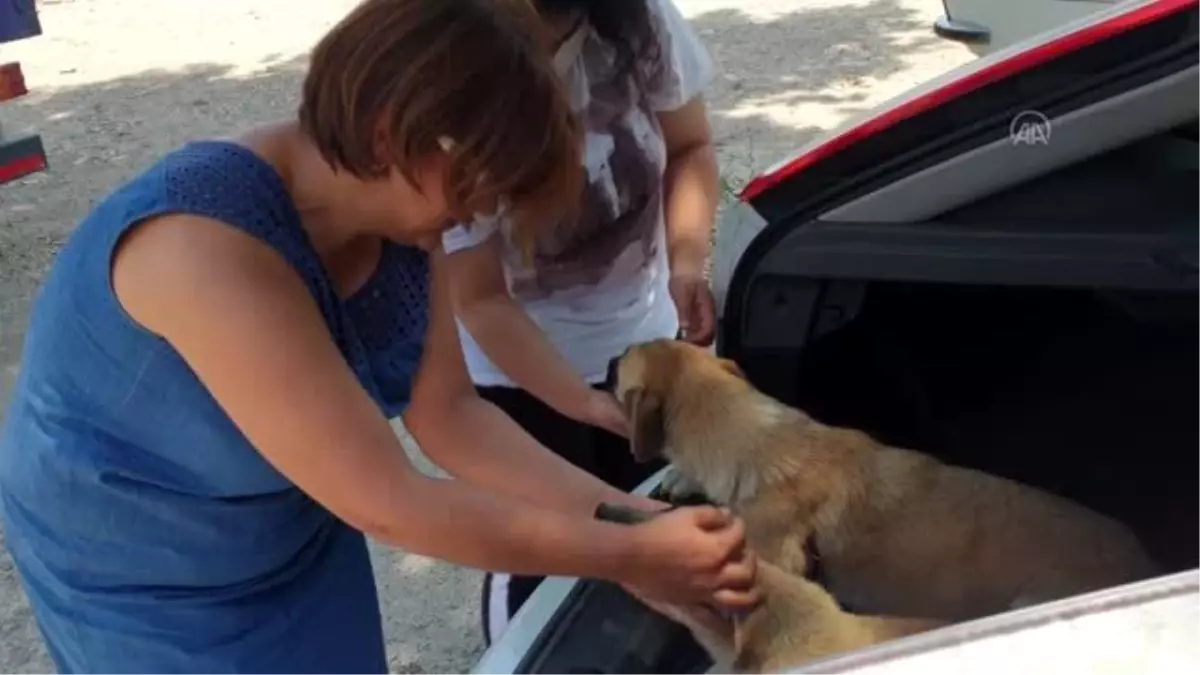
[605,339,746,464]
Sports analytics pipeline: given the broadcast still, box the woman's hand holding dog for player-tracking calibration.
[620,506,762,610]
[582,388,630,438]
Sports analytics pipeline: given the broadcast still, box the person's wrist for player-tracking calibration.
[670,263,707,281]
[588,521,647,585]
[558,381,599,425]
[669,238,710,279]
[603,489,669,513]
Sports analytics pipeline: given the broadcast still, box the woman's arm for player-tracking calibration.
[406,248,650,514]
[111,215,759,606]
[442,234,627,436]
[659,95,721,346]
[660,95,720,279]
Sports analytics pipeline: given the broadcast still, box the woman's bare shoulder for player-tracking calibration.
[111,212,309,338]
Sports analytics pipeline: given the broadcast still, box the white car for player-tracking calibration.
[476,0,1198,672]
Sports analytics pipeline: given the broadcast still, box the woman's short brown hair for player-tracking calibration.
[299,0,582,235]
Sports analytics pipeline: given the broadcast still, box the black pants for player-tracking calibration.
[477,384,664,644]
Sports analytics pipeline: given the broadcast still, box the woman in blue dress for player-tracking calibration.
[0,1,758,672]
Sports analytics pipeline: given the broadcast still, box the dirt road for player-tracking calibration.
[0,0,970,670]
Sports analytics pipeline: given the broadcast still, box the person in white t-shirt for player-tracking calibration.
[442,0,721,643]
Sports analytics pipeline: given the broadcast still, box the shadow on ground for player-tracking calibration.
[693,0,945,187]
[1,58,309,410]
[0,1,952,671]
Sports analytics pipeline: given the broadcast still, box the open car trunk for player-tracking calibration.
[496,147,1199,675]
[507,239,1198,675]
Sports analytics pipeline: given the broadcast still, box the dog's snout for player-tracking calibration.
[602,357,620,392]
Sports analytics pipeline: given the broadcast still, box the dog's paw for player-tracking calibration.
[659,467,709,504]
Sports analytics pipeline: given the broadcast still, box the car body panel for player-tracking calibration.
[936,0,1120,57]
[712,201,768,319]
[738,0,1193,214]
[471,576,579,675]
[471,467,674,675]
[820,66,1198,225]
[789,569,1199,674]
[713,62,1198,318]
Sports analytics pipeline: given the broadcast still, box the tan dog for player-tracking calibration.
[596,503,944,673]
[610,339,1159,621]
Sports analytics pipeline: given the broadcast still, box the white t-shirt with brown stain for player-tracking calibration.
[443,0,714,386]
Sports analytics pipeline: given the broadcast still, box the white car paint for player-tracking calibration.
[937,0,1122,56]
[788,570,1199,674]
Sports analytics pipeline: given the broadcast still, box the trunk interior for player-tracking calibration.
[525,282,1197,675]
[757,281,1198,574]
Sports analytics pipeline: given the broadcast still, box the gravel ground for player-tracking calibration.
[0,0,971,671]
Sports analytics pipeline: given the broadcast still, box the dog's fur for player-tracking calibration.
[612,339,1160,622]
[597,504,944,673]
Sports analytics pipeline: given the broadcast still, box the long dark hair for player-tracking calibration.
[534,0,660,85]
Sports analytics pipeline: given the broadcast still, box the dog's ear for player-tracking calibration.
[624,387,666,461]
[719,358,745,379]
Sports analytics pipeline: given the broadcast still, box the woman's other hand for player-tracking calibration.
[445,233,636,437]
[583,388,629,438]
[660,94,720,349]
[669,273,716,347]
[620,506,761,611]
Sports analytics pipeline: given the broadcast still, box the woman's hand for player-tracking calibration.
[582,388,630,438]
[659,95,720,348]
[619,506,761,610]
[669,273,717,347]
[446,234,635,435]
